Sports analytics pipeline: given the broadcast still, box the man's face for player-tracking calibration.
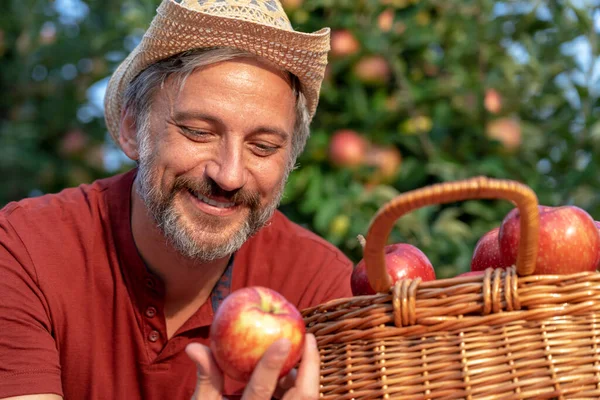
[134,58,296,262]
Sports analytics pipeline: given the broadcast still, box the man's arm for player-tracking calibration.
[0,212,63,398]
[2,395,62,400]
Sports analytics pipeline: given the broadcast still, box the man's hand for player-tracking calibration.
[185,334,320,400]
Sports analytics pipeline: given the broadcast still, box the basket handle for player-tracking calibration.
[363,176,540,293]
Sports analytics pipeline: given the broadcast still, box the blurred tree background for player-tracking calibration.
[1,0,599,277]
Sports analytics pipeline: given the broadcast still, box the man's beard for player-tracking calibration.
[134,132,289,263]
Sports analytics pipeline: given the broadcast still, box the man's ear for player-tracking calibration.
[118,107,140,160]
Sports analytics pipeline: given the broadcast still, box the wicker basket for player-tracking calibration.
[301,176,600,399]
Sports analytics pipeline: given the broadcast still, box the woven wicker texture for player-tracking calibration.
[180,0,293,30]
[302,176,600,399]
[103,0,330,146]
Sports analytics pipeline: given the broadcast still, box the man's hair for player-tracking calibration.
[122,47,311,169]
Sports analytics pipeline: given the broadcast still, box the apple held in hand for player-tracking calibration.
[470,227,509,271]
[351,242,436,296]
[209,286,306,382]
[499,205,600,274]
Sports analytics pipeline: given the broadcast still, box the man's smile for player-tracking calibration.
[187,189,241,217]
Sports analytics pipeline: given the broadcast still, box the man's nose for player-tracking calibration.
[204,143,248,192]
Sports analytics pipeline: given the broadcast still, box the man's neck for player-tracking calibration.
[129,185,231,316]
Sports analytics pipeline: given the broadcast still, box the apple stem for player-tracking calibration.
[357,234,366,250]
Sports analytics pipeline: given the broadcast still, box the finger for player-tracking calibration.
[185,342,224,400]
[242,338,291,400]
[272,368,297,399]
[283,334,320,399]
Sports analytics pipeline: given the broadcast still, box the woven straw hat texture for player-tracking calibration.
[104,0,331,145]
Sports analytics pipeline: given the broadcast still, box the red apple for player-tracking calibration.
[353,55,391,85]
[378,9,395,32]
[330,29,360,57]
[485,118,522,153]
[484,89,502,114]
[470,227,509,271]
[351,243,436,295]
[595,221,600,266]
[365,145,402,180]
[499,205,600,275]
[328,129,368,167]
[209,286,306,382]
[457,270,485,278]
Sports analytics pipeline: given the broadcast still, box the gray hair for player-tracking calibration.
[122,47,311,169]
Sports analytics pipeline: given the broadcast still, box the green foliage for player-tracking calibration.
[1,0,599,278]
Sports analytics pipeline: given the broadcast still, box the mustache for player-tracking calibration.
[172,176,260,208]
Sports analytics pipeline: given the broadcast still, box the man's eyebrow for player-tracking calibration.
[172,110,291,141]
[172,110,225,128]
[251,126,290,142]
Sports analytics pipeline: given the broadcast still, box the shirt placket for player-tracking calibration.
[143,274,167,358]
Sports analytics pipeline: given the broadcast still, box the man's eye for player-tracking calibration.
[252,143,279,155]
[181,127,211,139]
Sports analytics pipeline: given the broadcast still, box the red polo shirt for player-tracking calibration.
[0,169,353,399]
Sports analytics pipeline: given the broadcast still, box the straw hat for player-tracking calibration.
[104,0,331,145]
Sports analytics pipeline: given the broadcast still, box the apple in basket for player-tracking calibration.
[470,227,510,271]
[457,270,485,277]
[209,286,305,382]
[498,205,600,274]
[596,221,600,264]
[351,236,436,295]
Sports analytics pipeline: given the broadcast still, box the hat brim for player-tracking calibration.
[104,0,330,145]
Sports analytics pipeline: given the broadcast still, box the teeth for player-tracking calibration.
[196,193,235,208]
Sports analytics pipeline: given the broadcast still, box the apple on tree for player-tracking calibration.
[484,88,502,114]
[328,129,368,168]
[351,235,436,296]
[353,55,391,85]
[499,205,600,274]
[330,29,360,58]
[485,118,522,153]
[209,286,306,382]
[364,145,402,182]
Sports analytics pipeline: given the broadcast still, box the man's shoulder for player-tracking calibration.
[0,170,135,243]
[1,170,133,224]
[239,210,354,307]
[253,210,352,266]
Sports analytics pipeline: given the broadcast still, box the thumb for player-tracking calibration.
[185,342,224,400]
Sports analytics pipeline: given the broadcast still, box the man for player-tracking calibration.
[0,0,353,399]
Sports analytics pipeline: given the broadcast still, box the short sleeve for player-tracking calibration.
[0,209,63,398]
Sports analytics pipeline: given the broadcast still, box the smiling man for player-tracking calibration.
[0,1,353,399]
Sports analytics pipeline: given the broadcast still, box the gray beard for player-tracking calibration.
[134,134,288,263]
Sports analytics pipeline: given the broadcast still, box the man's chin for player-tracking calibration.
[172,230,249,262]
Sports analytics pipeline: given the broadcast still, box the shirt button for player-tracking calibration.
[145,278,155,289]
[145,306,156,318]
[148,330,160,342]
